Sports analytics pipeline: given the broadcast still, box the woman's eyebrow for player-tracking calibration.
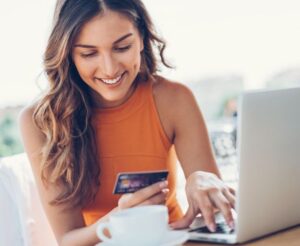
[74,33,133,48]
[113,33,133,44]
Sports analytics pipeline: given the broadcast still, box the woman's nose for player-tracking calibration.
[97,54,119,78]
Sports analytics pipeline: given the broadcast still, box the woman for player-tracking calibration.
[19,0,235,245]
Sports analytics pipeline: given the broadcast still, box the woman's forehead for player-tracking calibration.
[75,10,139,46]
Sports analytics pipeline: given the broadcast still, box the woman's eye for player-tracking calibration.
[80,52,97,58]
[114,45,131,52]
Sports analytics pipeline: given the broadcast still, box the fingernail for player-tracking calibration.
[209,223,216,232]
[229,221,235,229]
[162,188,169,194]
[160,180,168,188]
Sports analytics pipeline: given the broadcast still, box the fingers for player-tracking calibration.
[228,186,236,196]
[223,188,236,209]
[198,194,216,232]
[139,189,169,206]
[183,171,237,232]
[170,188,235,231]
[175,193,216,231]
[118,194,134,209]
[170,205,195,229]
[210,190,235,229]
[133,180,168,205]
[118,181,168,209]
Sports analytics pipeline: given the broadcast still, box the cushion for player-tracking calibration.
[0,153,57,246]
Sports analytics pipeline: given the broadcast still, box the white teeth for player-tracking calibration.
[101,74,122,84]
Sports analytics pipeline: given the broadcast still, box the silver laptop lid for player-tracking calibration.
[236,87,300,242]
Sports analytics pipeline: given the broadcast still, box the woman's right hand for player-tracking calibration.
[96,181,169,241]
[117,180,169,210]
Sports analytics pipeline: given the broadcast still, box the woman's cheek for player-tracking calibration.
[124,47,142,65]
[79,61,97,78]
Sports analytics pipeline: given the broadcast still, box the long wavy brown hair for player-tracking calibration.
[33,0,172,208]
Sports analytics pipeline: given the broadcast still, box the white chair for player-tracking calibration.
[0,153,57,246]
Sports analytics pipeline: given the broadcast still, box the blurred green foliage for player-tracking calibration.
[0,113,24,157]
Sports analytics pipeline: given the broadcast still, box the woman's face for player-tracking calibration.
[72,10,144,108]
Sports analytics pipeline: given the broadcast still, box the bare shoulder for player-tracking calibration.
[19,102,42,135]
[153,75,193,99]
[18,103,36,127]
[151,75,199,141]
[152,75,198,115]
[18,102,45,157]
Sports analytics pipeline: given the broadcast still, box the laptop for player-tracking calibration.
[188,87,300,244]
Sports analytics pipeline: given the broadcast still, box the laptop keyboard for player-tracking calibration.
[189,221,235,234]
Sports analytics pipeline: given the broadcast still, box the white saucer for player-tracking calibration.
[160,230,189,246]
[96,229,189,246]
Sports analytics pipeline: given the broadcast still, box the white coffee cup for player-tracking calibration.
[96,205,169,246]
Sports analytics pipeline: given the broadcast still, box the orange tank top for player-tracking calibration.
[82,77,183,225]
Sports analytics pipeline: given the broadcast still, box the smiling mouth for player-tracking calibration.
[98,72,125,85]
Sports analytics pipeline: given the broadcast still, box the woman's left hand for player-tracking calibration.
[170,171,236,232]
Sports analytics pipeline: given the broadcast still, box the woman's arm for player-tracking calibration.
[19,105,102,246]
[153,78,235,231]
[19,105,169,245]
[171,85,221,177]
[153,78,220,177]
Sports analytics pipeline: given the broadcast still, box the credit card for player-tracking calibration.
[113,170,169,194]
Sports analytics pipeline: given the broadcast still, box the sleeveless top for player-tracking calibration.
[81,77,183,225]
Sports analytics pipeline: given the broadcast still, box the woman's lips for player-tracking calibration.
[96,72,126,86]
